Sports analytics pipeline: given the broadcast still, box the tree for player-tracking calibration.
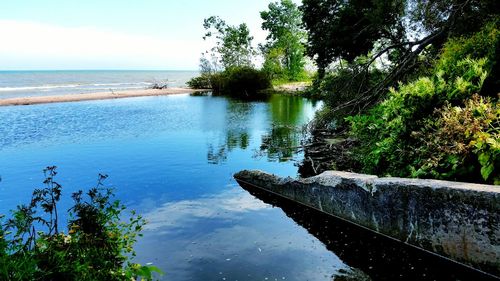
[301,0,499,107]
[260,0,307,81]
[203,16,255,70]
[301,0,405,76]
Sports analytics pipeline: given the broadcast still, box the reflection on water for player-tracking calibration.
[206,100,254,164]
[0,94,334,281]
[0,93,482,280]
[258,95,314,162]
[205,95,321,164]
[238,181,498,281]
[136,185,349,281]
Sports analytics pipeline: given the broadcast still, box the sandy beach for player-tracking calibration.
[0,87,208,106]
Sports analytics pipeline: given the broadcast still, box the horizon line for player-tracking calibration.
[0,69,199,72]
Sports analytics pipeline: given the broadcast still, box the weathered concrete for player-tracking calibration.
[234,170,500,277]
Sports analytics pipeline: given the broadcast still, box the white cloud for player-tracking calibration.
[142,187,270,231]
[0,20,205,69]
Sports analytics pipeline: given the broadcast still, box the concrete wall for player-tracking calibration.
[234,170,500,277]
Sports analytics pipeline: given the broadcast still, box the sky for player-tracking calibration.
[0,0,299,70]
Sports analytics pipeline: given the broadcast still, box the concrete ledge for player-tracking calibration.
[234,170,500,276]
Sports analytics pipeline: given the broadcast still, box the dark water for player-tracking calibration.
[0,94,492,280]
[0,70,198,99]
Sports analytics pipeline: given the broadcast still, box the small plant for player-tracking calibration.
[0,167,162,280]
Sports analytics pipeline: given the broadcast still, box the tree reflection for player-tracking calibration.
[206,95,319,164]
[207,99,254,164]
[258,95,309,162]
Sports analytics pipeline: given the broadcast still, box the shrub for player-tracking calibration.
[186,74,212,89]
[347,22,499,183]
[189,67,272,99]
[437,21,499,82]
[348,57,490,178]
[0,167,162,281]
[219,66,271,99]
[187,66,271,99]
[413,95,499,184]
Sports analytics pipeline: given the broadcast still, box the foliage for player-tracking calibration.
[301,0,405,70]
[0,167,162,280]
[347,25,499,183]
[437,20,500,88]
[186,74,212,89]
[348,58,489,177]
[413,95,499,183]
[301,0,499,111]
[202,16,255,70]
[212,67,271,99]
[316,59,386,119]
[260,0,307,81]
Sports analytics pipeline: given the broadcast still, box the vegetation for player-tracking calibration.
[187,16,272,99]
[202,16,255,70]
[187,2,311,98]
[185,0,499,184]
[299,0,499,184]
[0,167,161,280]
[302,0,499,104]
[260,0,308,82]
[210,66,271,99]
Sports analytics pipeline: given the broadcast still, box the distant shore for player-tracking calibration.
[0,87,208,106]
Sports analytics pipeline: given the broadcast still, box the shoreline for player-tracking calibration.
[0,87,208,106]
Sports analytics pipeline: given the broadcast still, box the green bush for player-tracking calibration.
[413,95,499,183]
[220,66,271,99]
[348,57,490,178]
[186,74,212,89]
[437,21,499,82]
[0,167,162,281]
[190,67,272,99]
[347,22,499,183]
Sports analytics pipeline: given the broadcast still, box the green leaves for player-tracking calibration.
[203,16,255,70]
[260,0,307,81]
[0,167,160,281]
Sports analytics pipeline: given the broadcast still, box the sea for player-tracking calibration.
[0,70,199,99]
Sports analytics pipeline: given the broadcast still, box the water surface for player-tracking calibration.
[0,70,198,99]
[0,94,344,280]
[0,94,491,281]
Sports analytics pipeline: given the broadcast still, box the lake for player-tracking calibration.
[0,94,491,280]
[0,70,199,99]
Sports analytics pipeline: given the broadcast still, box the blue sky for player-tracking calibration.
[0,0,298,70]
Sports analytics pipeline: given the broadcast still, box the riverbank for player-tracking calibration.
[0,87,208,106]
[273,81,311,93]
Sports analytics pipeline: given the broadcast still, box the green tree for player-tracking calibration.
[203,16,255,69]
[301,0,499,104]
[260,0,307,81]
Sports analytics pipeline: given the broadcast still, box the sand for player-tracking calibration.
[0,87,208,106]
[274,82,311,92]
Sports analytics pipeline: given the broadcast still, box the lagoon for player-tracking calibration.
[0,94,488,280]
[0,94,343,280]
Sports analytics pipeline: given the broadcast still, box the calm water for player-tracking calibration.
[0,94,342,280]
[0,70,198,99]
[0,94,492,280]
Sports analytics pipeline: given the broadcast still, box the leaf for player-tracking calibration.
[478,152,490,166]
[480,163,494,180]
